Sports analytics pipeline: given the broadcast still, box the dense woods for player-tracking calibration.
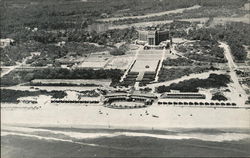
[0,89,67,103]
[162,58,194,66]
[1,68,124,86]
[156,74,230,93]
[187,22,250,62]
[158,66,218,82]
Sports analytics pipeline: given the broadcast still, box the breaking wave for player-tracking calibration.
[2,126,250,142]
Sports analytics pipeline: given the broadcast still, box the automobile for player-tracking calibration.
[152,115,159,118]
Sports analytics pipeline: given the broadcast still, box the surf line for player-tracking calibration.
[1,132,128,151]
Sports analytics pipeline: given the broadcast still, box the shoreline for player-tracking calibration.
[2,104,250,129]
[3,123,250,132]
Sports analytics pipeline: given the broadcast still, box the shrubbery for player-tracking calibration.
[162,58,193,66]
[156,73,230,93]
[176,40,227,63]
[1,68,124,87]
[110,48,125,56]
[158,66,217,82]
[211,92,228,101]
[0,89,67,103]
[187,22,250,62]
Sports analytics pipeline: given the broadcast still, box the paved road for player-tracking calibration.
[108,18,208,30]
[1,56,32,78]
[98,5,201,22]
[1,58,28,77]
[219,42,247,105]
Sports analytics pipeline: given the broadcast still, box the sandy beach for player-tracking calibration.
[2,103,250,129]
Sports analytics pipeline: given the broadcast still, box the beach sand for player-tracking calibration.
[1,103,250,129]
[2,104,250,157]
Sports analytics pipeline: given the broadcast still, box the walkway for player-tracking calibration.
[120,45,143,82]
[108,18,208,30]
[98,5,201,22]
[154,48,167,82]
[1,55,32,78]
[219,42,247,105]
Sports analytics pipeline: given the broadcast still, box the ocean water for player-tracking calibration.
[1,127,250,158]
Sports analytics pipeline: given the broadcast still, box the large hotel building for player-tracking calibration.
[138,28,169,45]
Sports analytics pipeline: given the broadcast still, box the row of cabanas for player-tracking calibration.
[158,101,236,106]
[105,104,147,109]
[104,97,153,105]
[18,100,38,104]
[51,100,99,104]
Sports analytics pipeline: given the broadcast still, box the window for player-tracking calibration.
[148,38,155,45]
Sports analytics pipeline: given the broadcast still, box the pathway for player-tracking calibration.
[219,42,247,104]
[120,45,143,82]
[108,18,208,30]
[98,5,201,22]
[1,55,32,78]
[154,48,167,82]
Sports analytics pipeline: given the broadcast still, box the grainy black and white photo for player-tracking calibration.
[1,0,250,157]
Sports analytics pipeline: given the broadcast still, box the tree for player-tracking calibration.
[110,48,125,56]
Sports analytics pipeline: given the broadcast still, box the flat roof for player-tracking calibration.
[105,91,156,98]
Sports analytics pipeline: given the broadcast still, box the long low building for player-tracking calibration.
[161,92,206,99]
[51,100,99,104]
[51,98,100,104]
[31,79,111,87]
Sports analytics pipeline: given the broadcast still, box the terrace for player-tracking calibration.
[79,51,111,69]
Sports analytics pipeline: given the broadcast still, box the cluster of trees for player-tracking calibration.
[1,68,124,86]
[2,0,247,37]
[211,92,228,101]
[2,40,107,67]
[78,90,100,97]
[156,73,230,93]
[22,27,137,45]
[110,43,129,56]
[1,0,139,66]
[162,57,194,66]
[177,40,227,63]
[67,28,138,45]
[0,89,67,103]
[110,48,125,56]
[3,27,136,65]
[32,68,123,85]
[1,0,123,35]
[1,71,33,86]
[29,83,98,87]
[184,53,227,63]
[1,0,248,66]
[0,40,43,66]
[112,0,247,25]
[139,87,152,93]
[187,22,250,62]
[158,66,217,82]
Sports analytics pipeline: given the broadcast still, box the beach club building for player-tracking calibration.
[103,91,157,108]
